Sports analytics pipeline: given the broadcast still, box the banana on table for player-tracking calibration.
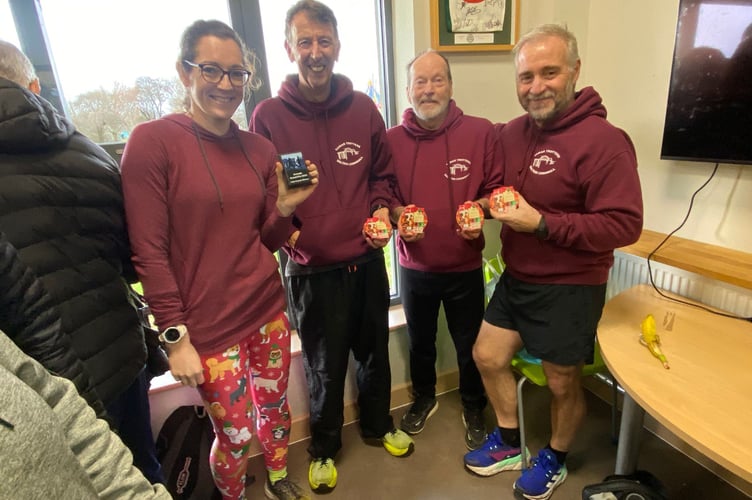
[639,314,670,369]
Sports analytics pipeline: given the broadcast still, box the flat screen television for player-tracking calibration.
[661,0,752,165]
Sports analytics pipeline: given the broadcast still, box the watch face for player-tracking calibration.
[164,328,181,342]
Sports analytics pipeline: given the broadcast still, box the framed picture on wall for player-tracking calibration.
[430,0,520,52]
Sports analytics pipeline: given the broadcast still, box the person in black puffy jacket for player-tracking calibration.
[0,40,163,484]
[0,232,106,417]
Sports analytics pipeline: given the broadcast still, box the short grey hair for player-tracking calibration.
[512,24,579,69]
[0,40,37,87]
[406,49,453,83]
[285,0,339,44]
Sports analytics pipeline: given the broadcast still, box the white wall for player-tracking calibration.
[396,0,752,254]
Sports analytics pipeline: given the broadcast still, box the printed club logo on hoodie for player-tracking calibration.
[529,149,560,175]
[335,141,364,166]
[444,158,471,181]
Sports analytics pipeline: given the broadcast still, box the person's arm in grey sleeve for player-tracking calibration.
[0,330,171,499]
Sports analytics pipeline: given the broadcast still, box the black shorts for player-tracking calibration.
[484,272,607,366]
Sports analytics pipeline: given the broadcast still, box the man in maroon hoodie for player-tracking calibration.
[464,24,643,500]
[250,0,412,494]
[387,50,503,450]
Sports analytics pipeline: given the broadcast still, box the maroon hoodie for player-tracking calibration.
[251,74,400,268]
[497,86,643,285]
[121,114,290,354]
[387,100,503,272]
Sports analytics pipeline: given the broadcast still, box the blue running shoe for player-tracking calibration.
[463,428,526,476]
[513,448,568,500]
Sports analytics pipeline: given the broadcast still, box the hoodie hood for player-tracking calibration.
[400,99,463,139]
[0,77,74,154]
[276,74,354,119]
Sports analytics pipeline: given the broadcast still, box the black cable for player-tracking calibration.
[645,163,752,322]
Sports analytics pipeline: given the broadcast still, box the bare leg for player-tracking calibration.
[472,320,524,428]
[542,361,585,451]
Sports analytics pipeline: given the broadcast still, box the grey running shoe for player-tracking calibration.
[264,476,310,500]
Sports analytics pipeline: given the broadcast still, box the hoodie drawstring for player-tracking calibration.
[406,138,422,202]
[317,110,344,209]
[192,122,224,211]
[191,122,268,213]
[234,128,266,198]
[443,131,458,224]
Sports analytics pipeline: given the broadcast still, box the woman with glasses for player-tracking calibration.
[121,19,317,500]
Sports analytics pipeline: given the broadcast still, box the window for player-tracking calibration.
[36,0,241,142]
[7,0,399,299]
[0,1,20,47]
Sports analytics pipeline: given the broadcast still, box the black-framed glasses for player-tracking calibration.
[183,60,250,87]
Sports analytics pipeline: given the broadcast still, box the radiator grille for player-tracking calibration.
[607,251,752,318]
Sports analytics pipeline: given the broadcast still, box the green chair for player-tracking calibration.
[483,254,504,305]
[511,341,618,470]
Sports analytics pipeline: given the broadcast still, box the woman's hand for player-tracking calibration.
[165,335,205,388]
[276,161,319,216]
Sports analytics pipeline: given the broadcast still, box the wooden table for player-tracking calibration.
[598,284,752,484]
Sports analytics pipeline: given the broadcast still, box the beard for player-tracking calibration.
[526,91,558,123]
[414,100,448,123]
[522,78,577,125]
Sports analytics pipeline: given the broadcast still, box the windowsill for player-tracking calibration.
[149,304,407,394]
[388,303,407,331]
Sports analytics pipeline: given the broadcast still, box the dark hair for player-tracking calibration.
[406,49,452,83]
[285,0,339,43]
[178,19,261,108]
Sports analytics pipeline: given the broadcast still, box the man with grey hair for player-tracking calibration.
[464,24,643,500]
[0,40,40,93]
[0,40,164,485]
[251,0,410,494]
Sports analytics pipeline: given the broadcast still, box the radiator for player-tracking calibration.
[607,251,752,318]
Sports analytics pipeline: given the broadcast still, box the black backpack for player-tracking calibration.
[582,470,669,500]
[156,405,221,499]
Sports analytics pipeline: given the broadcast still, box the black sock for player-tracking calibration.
[498,426,521,448]
[545,443,567,465]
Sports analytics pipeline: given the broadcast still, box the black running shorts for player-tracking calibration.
[484,272,606,366]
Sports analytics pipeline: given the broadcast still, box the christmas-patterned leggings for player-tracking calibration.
[197,312,292,500]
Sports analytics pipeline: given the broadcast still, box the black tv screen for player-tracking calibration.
[661,0,752,165]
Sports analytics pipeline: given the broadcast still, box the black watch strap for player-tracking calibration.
[534,216,549,239]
